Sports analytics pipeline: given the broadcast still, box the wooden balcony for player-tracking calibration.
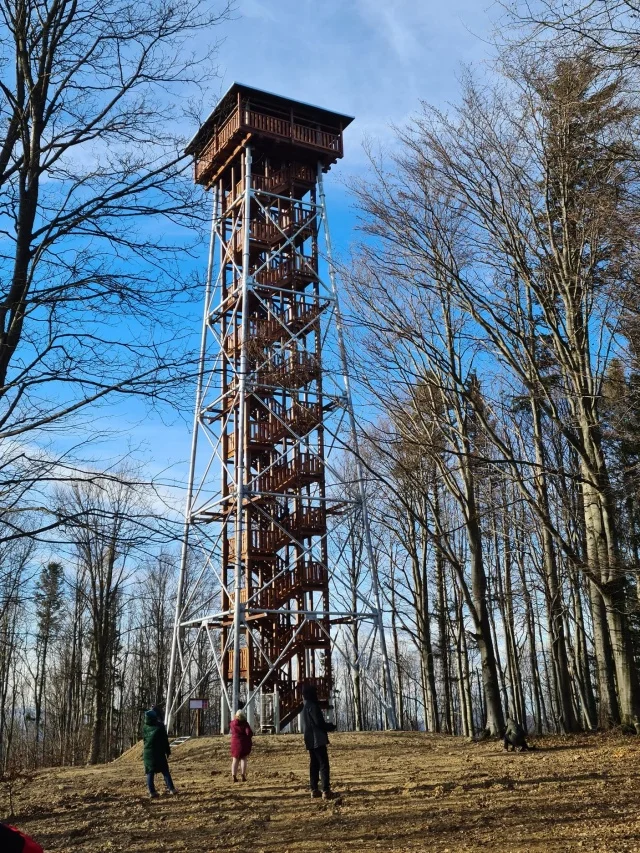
[231,208,316,253]
[254,452,323,494]
[254,256,317,291]
[245,108,342,153]
[231,164,316,202]
[194,105,343,186]
[256,351,320,390]
[228,528,278,561]
[223,300,323,357]
[195,108,241,183]
[258,561,328,610]
[226,401,323,459]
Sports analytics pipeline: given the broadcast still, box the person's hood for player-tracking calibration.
[144,710,158,725]
[301,684,318,702]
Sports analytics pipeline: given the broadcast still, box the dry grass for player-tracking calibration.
[3,730,640,852]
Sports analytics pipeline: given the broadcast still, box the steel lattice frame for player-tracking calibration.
[166,93,397,733]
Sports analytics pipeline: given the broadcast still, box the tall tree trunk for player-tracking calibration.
[390,575,405,729]
[466,499,504,735]
[588,579,620,727]
[531,398,580,732]
[501,529,526,725]
[88,643,109,765]
[569,567,598,729]
[580,416,639,728]
[350,572,363,732]
[419,513,439,733]
[435,539,453,734]
[454,587,474,737]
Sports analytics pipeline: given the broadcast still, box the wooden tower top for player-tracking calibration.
[186,83,354,187]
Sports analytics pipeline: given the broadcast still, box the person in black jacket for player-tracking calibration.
[142,707,176,798]
[301,683,336,800]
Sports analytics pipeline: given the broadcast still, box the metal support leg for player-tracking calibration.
[221,692,231,734]
[166,191,219,734]
[317,164,399,730]
[232,145,253,715]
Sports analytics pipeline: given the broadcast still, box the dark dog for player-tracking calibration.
[503,717,536,751]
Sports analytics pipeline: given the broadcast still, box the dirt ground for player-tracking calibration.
[3,730,640,853]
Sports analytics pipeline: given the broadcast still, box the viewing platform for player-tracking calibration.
[186,83,354,187]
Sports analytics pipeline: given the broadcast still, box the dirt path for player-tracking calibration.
[3,731,640,852]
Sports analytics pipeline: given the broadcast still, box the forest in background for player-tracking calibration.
[2,0,640,771]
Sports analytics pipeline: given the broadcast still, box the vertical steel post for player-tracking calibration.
[166,189,219,734]
[231,145,253,714]
[317,165,399,730]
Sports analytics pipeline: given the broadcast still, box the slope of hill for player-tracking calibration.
[2,731,640,852]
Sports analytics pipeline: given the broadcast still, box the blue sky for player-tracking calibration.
[216,0,496,163]
[92,0,500,498]
[208,0,499,261]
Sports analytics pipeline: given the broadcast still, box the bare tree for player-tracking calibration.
[0,0,232,547]
[505,1,640,69]
[58,474,151,763]
[345,267,506,734]
[349,50,640,730]
[32,560,64,762]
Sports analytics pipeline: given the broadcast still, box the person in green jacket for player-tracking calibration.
[142,707,177,798]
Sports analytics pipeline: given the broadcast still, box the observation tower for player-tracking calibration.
[166,84,396,733]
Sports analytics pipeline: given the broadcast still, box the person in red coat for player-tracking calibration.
[0,823,44,852]
[230,708,253,782]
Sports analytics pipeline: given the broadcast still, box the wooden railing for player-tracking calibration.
[284,401,323,437]
[255,351,320,389]
[195,106,342,183]
[255,561,326,610]
[226,647,246,679]
[290,505,326,535]
[254,255,317,289]
[227,528,278,560]
[244,109,290,138]
[253,452,323,494]
[227,621,329,680]
[225,299,323,356]
[232,219,280,251]
[194,110,241,182]
[227,420,273,456]
[226,645,267,679]
[227,587,248,608]
[232,208,316,253]
[233,164,317,201]
[227,402,322,457]
[293,123,340,151]
[259,619,329,666]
